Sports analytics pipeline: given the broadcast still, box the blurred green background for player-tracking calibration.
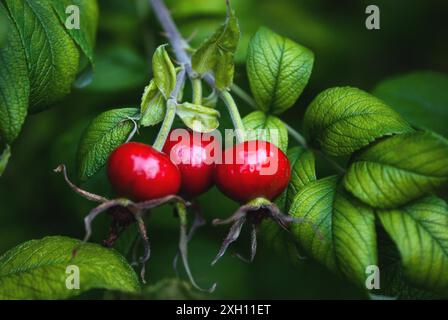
[1,0,447,299]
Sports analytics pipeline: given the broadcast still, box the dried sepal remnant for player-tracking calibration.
[54,164,188,283]
[211,201,301,265]
[175,202,217,293]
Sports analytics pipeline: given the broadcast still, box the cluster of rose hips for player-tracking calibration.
[109,131,290,213]
[56,129,293,292]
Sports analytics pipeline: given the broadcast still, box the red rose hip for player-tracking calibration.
[214,140,291,203]
[163,129,218,198]
[107,142,181,202]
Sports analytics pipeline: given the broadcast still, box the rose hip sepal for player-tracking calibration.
[54,156,190,282]
[212,140,301,265]
[54,142,216,292]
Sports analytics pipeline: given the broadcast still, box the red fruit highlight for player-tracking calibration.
[107,142,181,201]
[214,140,290,203]
[163,130,218,198]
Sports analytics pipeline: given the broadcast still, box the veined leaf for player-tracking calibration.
[242,111,288,152]
[77,108,139,182]
[290,176,377,287]
[262,146,316,263]
[176,102,220,133]
[247,27,314,114]
[0,3,30,144]
[304,86,412,156]
[191,4,240,90]
[378,196,448,294]
[140,80,165,127]
[50,0,99,87]
[344,131,448,209]
[0,9,7,46]
[152,44,176,99]
[376,220,442,299]
[274,146,316,213]
[284,146,316,211]
[0,236,140,299]
[5,0,80,112]
[373,71,448,137]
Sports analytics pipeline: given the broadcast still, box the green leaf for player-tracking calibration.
[290,176,377,287]
[373,71,448,137]
[284,147,316,211]
[0,0,98,142]
[0,8,7,46]
[152,44,176,99]
[262,148,316,256]
[259,219,302,267]
[77,107,139,182]
[50,0,99,87]
[0,3,30,144]
[0,236,140,299]
[304,86,413,156]
[344,130,448,209]
[176,102,220,133]
[378,196,448,294]
[4,0,80,112]
[242,111,288,152]
[140,80,165,127]
[191,4,240,90]
[247,27,314,115]
[0,145,11,177]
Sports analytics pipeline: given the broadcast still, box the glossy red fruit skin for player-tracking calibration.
[214,140,291,203]
[163,130,218,198]
[107,142,181,202]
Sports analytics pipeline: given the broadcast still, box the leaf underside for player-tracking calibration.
[140,80,166,127]
[176,102,220,133]
[152,44,176,99]
[192,7,240,90]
